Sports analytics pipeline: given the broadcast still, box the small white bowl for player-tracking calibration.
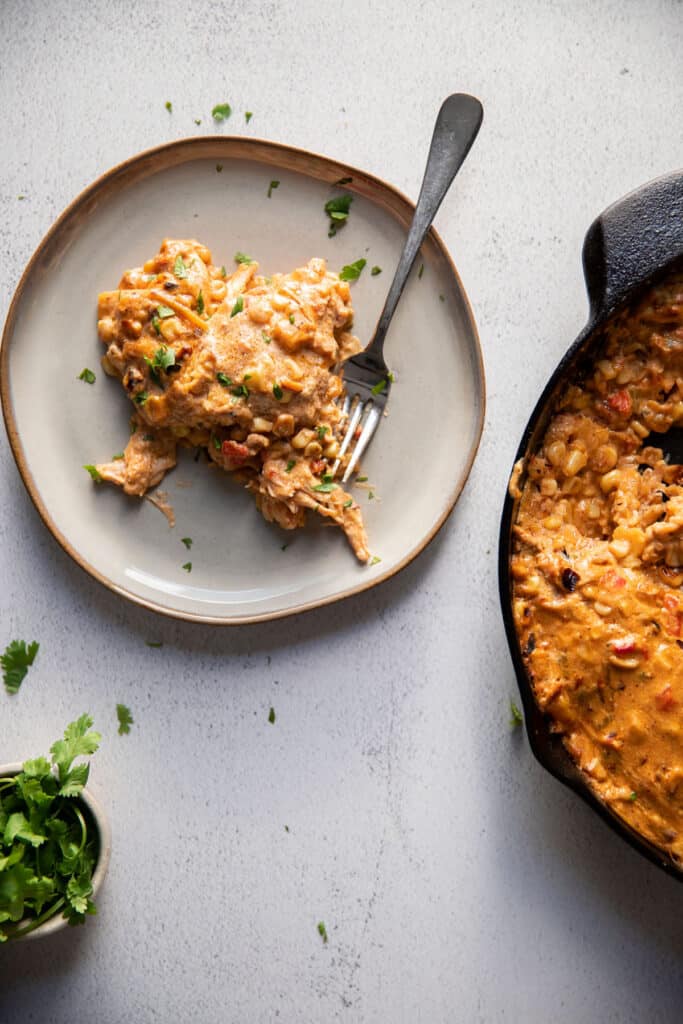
[0,762,112,942]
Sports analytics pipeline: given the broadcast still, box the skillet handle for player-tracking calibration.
[582,169,683,322]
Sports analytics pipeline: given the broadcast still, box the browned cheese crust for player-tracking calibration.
[511,270,683,866]
[93,239,370,562]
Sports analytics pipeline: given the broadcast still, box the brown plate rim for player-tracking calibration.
[0,135,486,625]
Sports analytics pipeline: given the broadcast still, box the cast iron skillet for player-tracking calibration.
[499,169,683,879]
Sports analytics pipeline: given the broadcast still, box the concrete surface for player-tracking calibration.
[1,1,682,1021]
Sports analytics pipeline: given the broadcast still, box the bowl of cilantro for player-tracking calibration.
[0,714,111,942]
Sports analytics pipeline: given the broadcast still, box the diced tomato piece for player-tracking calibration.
[310,459,326,476]
[221,440,250,464]
[606,389,632,415]
[663,594,679,612]
[610,639,637,655]
[655,685,676,711]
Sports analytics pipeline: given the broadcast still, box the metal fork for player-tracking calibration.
[333,93,483,482]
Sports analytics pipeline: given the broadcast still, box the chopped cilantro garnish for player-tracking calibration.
[343,499,353,508]
[182,562,192,572]
[1,640,39,695]
[78,368,96,384]
[181,537,193,549]
[510,700,523,728]
[339,258,366,282]
[83,464,102,483]
[232,383,249,399]
[268,707,276,724]
[145,641,163,648]
[116,703,133,736]
[196,291,205,315]
[356,476,368,483]
[439,293,445,302]
[288,314,295,324]
[245,111,253,123]
[629,791,638,801]
[267,180,280,198]
[325,194,353,236]
[418,263,424,279]
[134,391,149,405]
[369,555,381,566]
[212,435,221,451]
[217,372,234,387]
[230,296,244,317]
[112,452,124,460]
[194,118,202,126]
[144,346,176,379]
[371,378,389,395]
[234,252,254,264]
[220,265,227,277]
[143,433,155,441]
[273,383,283,400]
[313,480,337,493]
[216,164,223,173]
[152,315,161,336]
[371,266,382,276]
[316,426,329,439]
[261,331,272,344]
[286,459,295,473]
[212,103,232,121]
[368,491,375,500]
[165,101,172,113]
[317,921,328,944]
[156,305,175,319]
[173,254,188,278]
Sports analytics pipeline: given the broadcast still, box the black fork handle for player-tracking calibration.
[363,93,483,370]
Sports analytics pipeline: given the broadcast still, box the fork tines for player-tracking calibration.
[332,363,391,482]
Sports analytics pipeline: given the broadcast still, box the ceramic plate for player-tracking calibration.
[1,138,484,624]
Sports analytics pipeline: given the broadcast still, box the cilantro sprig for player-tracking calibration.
[0,715,102,941]
[325,194,353,237]
[144,346,176,380]
[1,641,39,695]
[339,258,366,282]
[116,704,133,736]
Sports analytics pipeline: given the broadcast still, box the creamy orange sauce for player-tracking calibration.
[93,239,369,561]
[512,269,683,866]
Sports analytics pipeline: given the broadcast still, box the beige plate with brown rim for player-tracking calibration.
[1,138,485,624]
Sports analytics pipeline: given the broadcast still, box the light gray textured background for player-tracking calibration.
[1,1,682,1021]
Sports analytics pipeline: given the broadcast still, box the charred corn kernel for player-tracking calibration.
[631,419,649,438]
[563,448,588,477]
[597,359,616,380]
[543,515,562,531]
[609,538,631,559]
[292,428,315,450]
[595,444,618,472]
[304,441,323,457]
[273,414,295,437]
[546,441,566,468]
[613,525,645,558]
[600,469,621,493]
[281,377,304,393]
[540,477,558,497]
[323,440,340,459]
[252,417,273,433]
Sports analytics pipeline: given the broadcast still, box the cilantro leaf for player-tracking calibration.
[116,704,133,736]
[273,383,283,400]
[230,296,244,317]
[134,391,149,405]
[78,368,96,384]
[196,291,205,315]
[286,459,295,473]
[267,180,280,198]
[1,641,39,695]
[312,481,337,493]
[245,111,253,123]
[182,562,192,572]
[66,873,92,915]
[268,707,276,724]
[317,921,328,943]
[83,464,102,483]
[50,715,101,785]
[173,254,188,278]
[181,537,193,549]
[234,252,254,264]
[165,101,172,113]
[371,378,389,395]
[212,103,232,121]
[217,373,234,387]
[418,263,424,279]
[156,305,175,319]
[510,700,523,728]
[371,266,382,276]
[325,194,353,236]
[369,555,381,566]
[339,258,366,282]
[4,812,47,848]
[144,346,176,380]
